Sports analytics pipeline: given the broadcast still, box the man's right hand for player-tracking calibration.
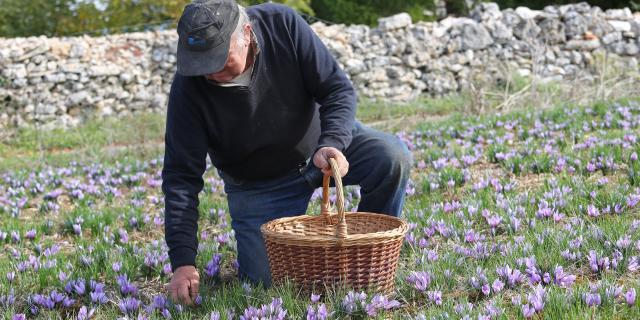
[166,265,200,306]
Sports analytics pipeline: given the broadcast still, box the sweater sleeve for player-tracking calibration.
[162,75,208,272]
[287,7,357,152]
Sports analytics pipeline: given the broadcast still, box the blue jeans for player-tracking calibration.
[218,121,412,286]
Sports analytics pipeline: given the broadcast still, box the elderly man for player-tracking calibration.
[163,0,412,305]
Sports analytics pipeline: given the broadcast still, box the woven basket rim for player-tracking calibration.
[261,211,408,245]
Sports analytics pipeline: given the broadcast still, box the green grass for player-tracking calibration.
[1,87,640,319]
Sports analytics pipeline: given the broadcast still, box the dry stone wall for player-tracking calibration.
[1,2,639,129]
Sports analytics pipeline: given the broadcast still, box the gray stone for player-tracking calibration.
[35,103,57,115]
[565,39,601,50]
[602,32,622,45]
[68,91,89,106]
[605,8,633,20]
[512,19,541,41]
[623,43,639,56]
[515,7,541,20]
[564,12,588,39]
[89,66,121,77]
[538,18,566,44]
[630,21,640,37]
[378,13,412,31]
[69,43,86,59]
[460,22,494,50]
[15,45,50,62]
[608,20,632,32]
[61,63,84,74]
[470,2,502,22]
[489,21,513,43]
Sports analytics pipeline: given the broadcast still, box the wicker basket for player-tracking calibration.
[260,158,408,293]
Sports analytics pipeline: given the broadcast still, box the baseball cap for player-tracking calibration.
[176,0,240,76]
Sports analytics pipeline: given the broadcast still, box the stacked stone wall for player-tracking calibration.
[1,2,638,128]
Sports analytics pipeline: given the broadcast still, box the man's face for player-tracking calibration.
[204,25,250,84]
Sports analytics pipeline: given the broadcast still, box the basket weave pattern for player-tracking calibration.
[261,158,408,292]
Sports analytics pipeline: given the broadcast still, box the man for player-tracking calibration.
[163,0,412,306]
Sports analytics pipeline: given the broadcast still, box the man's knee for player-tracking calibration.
[378,135,413,177]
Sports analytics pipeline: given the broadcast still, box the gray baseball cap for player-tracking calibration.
[176,0,240,76]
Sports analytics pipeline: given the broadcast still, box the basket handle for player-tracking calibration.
[320,158,348,239]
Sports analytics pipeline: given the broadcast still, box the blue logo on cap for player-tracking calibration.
[188,36,206,47]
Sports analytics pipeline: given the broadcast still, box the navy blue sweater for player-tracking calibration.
[162,3,357,271]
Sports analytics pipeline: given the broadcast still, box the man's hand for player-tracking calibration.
[313,147,349,177]
[166,265,200,306]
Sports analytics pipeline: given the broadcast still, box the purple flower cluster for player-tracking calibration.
[204,253,223,278]
[496,265,524,289]
[29,290,75,314]
[341,291,367,314]
[340,291,400,316]
[116,274,138,296]
[239,297,287,320]
[306,294,329,320]
[118,296,142,315]
[406,271,431,292]
[518,285,546,318]
[145,294,172,318]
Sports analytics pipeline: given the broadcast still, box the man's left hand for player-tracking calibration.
[313,147,349,177]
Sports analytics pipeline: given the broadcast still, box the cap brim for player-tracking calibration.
[176,37,231,77]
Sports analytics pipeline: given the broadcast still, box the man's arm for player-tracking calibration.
[286,7,358,152]
[162,75,209,272]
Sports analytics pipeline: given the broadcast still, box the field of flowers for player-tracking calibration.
[1,99,640,319]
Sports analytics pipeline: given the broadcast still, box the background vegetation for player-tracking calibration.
[0,0,637,38]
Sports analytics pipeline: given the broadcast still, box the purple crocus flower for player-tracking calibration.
[588,251,610,273]
[62,296,75,308]
[481,283,490,296]
[239,297,287,320]
[486,215,502,229]
[553,266,576,288]
[584,292,601,307]
[492,279,504,293]
[528,285,546,312]
[406,271,431,292]
[210,311,220,320]
[307,303,329,320]
[625,288,636,306]
[90,291,107,304]
[116,274,138,296]
[204,254,222,277]
[341,291,367,314]
[11,314,26,320]
[73,279,86,295]
[25,229,36,240]
[77,306,95,320]
[427,291,443,305]
[496,265,523,288]
[118,297,141,314]
[50,290,65,304]
[521,304,535,318]
[72,224,82,236]
[628,256,639,271]
[587,205,600,217]
[364,294,400,316]
[118,228,129,243]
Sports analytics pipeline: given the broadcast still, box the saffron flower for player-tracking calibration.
[406,271,431,292]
